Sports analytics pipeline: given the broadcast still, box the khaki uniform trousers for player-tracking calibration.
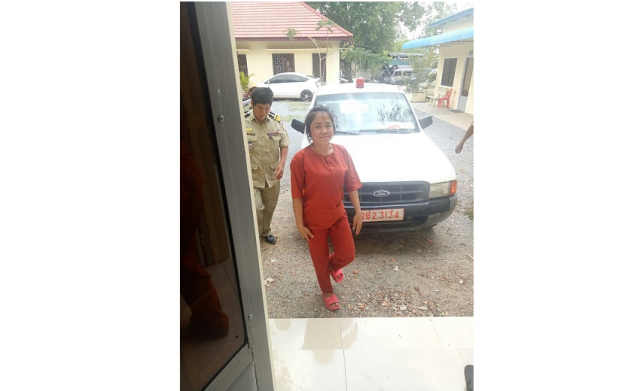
[254,181,280,237]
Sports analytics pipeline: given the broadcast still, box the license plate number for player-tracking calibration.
[361,209,404,222]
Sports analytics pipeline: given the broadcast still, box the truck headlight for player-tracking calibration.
[429,180,457,199]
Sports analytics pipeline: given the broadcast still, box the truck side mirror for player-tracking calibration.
[291,119,305,134]
[419,115,433,129]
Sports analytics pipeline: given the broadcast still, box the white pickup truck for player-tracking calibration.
[291,79,457,233]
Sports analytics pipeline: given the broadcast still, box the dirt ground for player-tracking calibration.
[260,100,474,319]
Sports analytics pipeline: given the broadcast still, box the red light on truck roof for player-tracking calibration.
[355,77,365,88]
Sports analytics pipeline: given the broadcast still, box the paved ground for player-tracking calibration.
[412,101,474,130]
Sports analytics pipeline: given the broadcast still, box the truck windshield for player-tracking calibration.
[316,92,419,134]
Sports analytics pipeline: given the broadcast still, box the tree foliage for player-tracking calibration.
[340,46,388,75]
[286,21,338,82]
[285,27,299,40]
[305,2,424,54]
[304,2,463,81]
[420,2,459,37]
[401,2,459,91]
[404,53,438,93]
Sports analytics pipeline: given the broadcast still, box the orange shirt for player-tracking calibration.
[290,143,362,227]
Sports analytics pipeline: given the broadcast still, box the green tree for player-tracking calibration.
[401,2,460,92]
[305,2,424,54]
[390,37,408,54]
[316,20,336,83]
[286,21,337,83]
[340,46,388,77]
[404,53,437,93]
[420,2,459,38]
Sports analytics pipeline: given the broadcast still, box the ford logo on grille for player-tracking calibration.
[373,190,390,197]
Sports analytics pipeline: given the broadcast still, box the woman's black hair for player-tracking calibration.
[304,105,335,144]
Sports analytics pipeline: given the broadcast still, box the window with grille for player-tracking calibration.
[237,54,248,77]
[441,58,457,87]
[272,54,294,74]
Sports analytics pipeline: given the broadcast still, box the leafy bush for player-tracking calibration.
[239,71,255,92]
[340,45,388,76]
[404,48,438,93]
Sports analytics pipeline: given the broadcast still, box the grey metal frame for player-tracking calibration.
[193,3,274,391]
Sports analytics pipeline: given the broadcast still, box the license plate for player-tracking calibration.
[361,208,404,222]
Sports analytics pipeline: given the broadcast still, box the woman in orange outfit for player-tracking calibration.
[290,106,363,311]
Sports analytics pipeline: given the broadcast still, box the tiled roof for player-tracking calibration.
[230,2,352,40]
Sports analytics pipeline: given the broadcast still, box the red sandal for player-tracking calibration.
[323,294,340,311]
[330,268,344,283]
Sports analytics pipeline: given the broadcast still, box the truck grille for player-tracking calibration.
[343,182,429,206]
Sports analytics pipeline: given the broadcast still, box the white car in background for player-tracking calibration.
[257,72,319,101]
[291,79,457,232]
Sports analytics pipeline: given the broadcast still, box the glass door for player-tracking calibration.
[457,56,474,112]
[180,102,246,390]
[180,3,274,390]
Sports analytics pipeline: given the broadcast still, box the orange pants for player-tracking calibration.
[306,211,355,294]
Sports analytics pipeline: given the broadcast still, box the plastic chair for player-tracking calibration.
[437,88,453,109]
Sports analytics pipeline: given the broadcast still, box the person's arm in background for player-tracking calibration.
[455,123,474,154]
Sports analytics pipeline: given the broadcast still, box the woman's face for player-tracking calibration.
[309,112,334,146]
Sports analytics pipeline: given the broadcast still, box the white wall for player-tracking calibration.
[434,42,474,115]
[441,14,473,33]
[430,12,474,114]
[324,41,341,85]
[236,39,343,86]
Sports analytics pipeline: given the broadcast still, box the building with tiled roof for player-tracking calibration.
[230,2,353,86]
[402,8,474,114]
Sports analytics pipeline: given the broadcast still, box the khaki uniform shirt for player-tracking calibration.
[244,110,291,189]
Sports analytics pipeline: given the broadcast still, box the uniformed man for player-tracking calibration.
[244,87,290,244]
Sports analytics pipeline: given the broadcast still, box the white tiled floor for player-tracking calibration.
[269,317,473,391]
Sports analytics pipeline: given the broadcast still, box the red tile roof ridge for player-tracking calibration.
[230,1,352,40]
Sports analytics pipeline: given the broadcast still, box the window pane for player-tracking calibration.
[441,58,457,87]
[312,53,326,82]
[288,75,303,82]
[237,54,248,78]
[272,53,295,74]
[180,140,245,391]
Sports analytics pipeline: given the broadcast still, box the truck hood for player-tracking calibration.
[303,132,456,184]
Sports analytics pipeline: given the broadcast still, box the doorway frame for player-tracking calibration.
[457,53,473,112]
[184,2,275,390]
